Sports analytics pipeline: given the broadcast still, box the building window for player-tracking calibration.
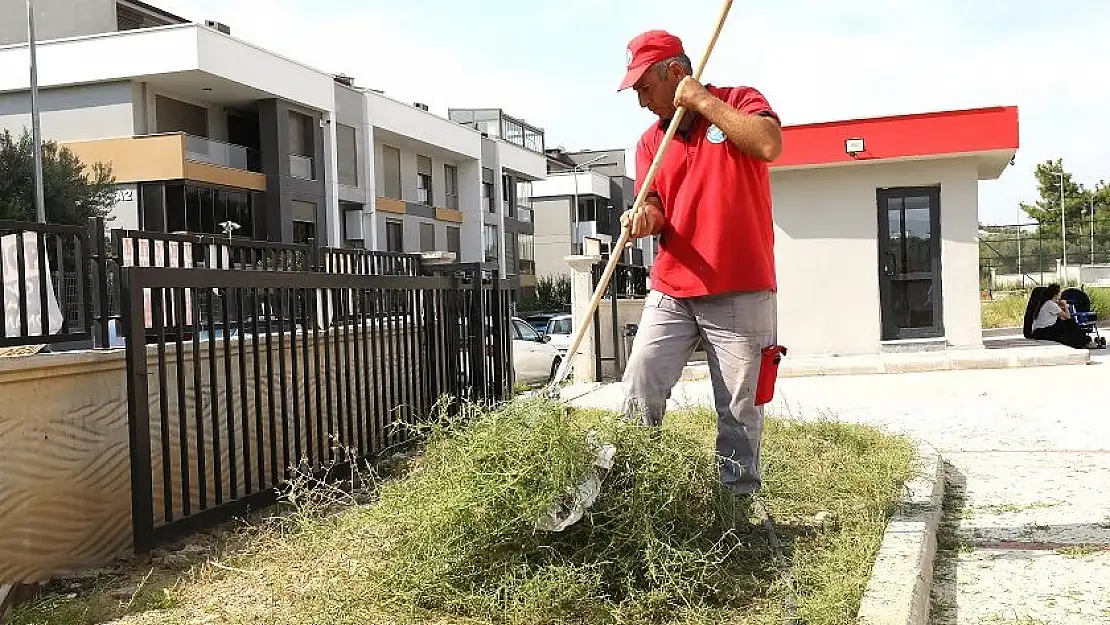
[291,200,316,244]
[518,233,535,276]
[484,224,499,263]
[288,111,315,180]
[293,221,315,245]
[502,174,514,216]
[337,123,358,187]
[381,145,402,199]
[576,197,598,222]
[416,155,433,205]
[506,232,519,275]
[482,167,495,213]
[419,222,436,251]
[516,179,533,222]
[151,182,255,239]
[447,226,461,255]
[444,164,459,210]
[385,220,404,252]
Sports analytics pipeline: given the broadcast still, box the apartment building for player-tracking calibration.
[0,0,549,292]
[531,148,655,280]
[448,109,545,292]
[0,0,335,244]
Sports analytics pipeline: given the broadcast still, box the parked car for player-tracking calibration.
[510,316,563,384]
[542,314,573,355]
[522,311,569,335]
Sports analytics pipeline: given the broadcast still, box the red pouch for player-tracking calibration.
[755,345,787,407]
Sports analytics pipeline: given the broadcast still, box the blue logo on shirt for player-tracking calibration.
[706,124,726,144]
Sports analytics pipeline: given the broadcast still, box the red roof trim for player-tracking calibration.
[771,105,1019,169]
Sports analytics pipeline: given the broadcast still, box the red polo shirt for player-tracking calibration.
[635,85,779,298]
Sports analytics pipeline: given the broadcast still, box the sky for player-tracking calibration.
[157,0,1110,226]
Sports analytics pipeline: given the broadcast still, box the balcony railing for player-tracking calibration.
[289,154,315,180]
[185,135,261,172]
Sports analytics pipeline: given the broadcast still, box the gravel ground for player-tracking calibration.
[567,351,1110,625]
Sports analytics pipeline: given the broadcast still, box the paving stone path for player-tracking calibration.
[567,351,1110,625]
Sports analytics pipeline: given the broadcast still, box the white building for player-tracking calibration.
[768,105,1019,356]
[0,0,548,288]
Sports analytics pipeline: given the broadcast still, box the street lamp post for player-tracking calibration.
[27,0,46,223]
[1057,170,1067,277]
[1090,196,1096,264]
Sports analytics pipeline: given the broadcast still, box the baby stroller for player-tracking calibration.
[1060,287,1106,348]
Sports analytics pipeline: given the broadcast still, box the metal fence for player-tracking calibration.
[590,261,649,382]
[122,262,515,550]
[0,219,101,348]
[0,218,425,349]
[980,216,1110,290]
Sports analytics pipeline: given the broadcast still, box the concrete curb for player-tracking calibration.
[679,345,1089,381]
[856,442,945,625]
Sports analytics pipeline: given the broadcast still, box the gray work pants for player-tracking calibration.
[621,289,777,494]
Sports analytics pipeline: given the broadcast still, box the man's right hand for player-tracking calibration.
[621,198,664,238]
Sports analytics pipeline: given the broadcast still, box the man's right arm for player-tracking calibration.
[624,133,665,238]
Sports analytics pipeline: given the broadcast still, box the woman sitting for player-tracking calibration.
[1023,284,1099,349]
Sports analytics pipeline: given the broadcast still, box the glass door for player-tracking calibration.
[878,187,944,340]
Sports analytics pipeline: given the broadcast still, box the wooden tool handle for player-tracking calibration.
[547,0,735,391]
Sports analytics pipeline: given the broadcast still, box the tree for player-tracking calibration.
[519,274,571,313]
[0,128,116,225]
[1019,159,1091,234]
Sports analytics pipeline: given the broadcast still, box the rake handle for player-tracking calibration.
[548,0,735,391]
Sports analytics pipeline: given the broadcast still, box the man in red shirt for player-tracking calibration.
[617,29,782,496]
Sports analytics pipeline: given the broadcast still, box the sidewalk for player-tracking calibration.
[565,351,1110,624]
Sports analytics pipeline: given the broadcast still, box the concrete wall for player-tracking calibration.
[0,0,115,45]
[0,323,426,584]
[772,157,982,356]
[0,81,135,141]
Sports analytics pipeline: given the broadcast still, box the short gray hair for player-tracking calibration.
[654,53,693,77]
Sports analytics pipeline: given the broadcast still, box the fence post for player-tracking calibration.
[90,216,111,348]
[120,265,155,552]
[565,253,603,383]
[469,266,486,401]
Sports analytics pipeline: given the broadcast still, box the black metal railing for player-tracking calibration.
[121,263,514,551]
[0,218,437,349]
[589,261,650,382]
[0,219,98,348]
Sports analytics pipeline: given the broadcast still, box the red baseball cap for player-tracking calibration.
[618,30,685,91]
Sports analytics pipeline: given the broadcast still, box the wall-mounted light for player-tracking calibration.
[845,137,865,157]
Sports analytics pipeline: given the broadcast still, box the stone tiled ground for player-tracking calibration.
[567,351,1110,625]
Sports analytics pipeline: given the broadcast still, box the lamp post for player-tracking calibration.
[1057,169,1067,276]
[27,0,46,223]
[1090,196,1096,265]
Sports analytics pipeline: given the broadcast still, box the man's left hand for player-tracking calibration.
[674,76,713,113]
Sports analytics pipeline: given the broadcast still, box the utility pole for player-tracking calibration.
[1091,196,1097,265]
[1059,169,1067,276]
[27,0,46,223]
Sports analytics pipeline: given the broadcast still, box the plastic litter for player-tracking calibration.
[535,431,616,532]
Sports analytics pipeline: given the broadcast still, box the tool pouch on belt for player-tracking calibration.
[755,345,787,406]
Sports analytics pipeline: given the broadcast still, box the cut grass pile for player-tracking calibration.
[10,400,915,625]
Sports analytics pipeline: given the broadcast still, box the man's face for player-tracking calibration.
[633,62,682,120]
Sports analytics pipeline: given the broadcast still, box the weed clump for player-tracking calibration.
[361,398,759,624]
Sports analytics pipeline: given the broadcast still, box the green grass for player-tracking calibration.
[981,286,1110,329]
[982,294,1030,329]
[10,400,915,625]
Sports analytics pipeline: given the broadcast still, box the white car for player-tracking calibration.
[542,314,573,355]
[510,316,563,384]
